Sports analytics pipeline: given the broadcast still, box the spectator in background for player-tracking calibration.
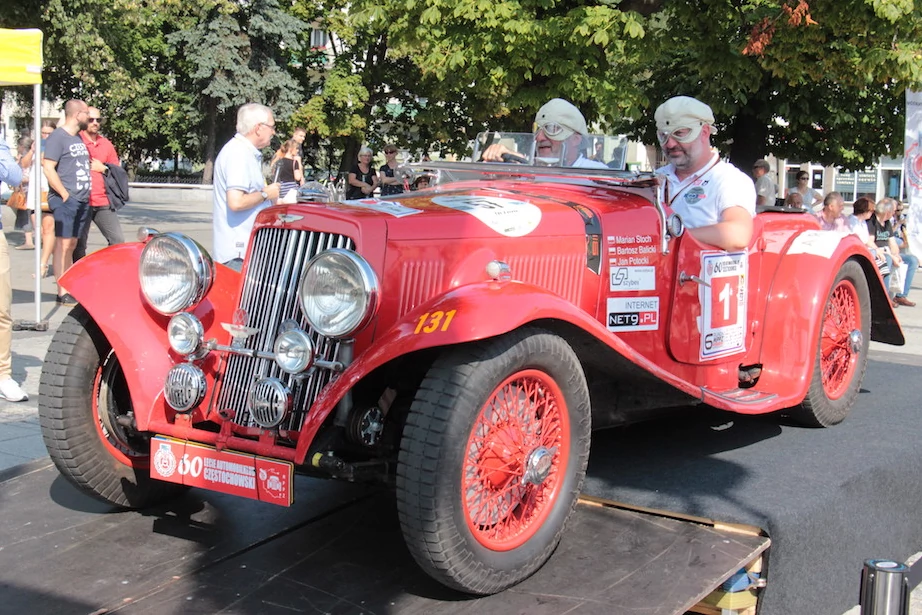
[0,138,28,401]
[814,191,850,234]
[14,136,35,250]
[20,121,57,277]
[346,146,378,199]
[379,144,405,196]
[43,99,92,307]
[75,106,125,261]
[412,175,431,190]
[891,200,908,249]
[292,126,306,160]
[590,141,604,163]
[786,170,822,209]
[848,196,892,293]
[868,197,918,307]
[212,102,281,268]
[783,191,804,210]
[752,159,777,207]
[273,139,303,202]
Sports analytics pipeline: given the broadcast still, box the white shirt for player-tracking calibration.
[657,154,757,229]
[213,134,270,263]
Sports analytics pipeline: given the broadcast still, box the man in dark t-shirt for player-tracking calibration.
[42,99,91,307]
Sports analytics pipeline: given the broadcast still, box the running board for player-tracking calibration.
[703,387,779,406]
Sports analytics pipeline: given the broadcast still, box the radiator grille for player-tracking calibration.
[215,228,355,433]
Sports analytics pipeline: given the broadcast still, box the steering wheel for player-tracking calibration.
[500,152,529,164]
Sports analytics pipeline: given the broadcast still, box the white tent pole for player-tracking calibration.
[32,82,41,324]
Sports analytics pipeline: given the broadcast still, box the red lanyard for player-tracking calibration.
[665,156,721,208]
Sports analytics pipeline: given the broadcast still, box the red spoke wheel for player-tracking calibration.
[462,370,569,551]
[793,260,871,427]
[397,328,590,595]
[39,306,184,508]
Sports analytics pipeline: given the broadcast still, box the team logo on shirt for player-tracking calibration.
[684,186,706,203]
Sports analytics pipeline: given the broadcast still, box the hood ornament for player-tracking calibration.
[277,213,303,223]
[221,308,260,347]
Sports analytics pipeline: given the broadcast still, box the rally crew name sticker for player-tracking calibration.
[607,297,660,331]
[151,436,293,506]
[699,251,747,360]
[432,195,542,237]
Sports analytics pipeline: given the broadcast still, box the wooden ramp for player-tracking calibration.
[0,459,769,615]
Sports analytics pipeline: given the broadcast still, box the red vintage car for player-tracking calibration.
[39,146,902,595]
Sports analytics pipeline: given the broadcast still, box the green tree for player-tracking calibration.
[632,0,922,171]
[169,0,309,181]
[38,0,196,174]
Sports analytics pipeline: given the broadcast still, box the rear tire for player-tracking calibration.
[39,307,183,508]
[791,260,870,427]
[396,327,591,594]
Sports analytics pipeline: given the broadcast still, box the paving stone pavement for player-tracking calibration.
[1,199,921,612]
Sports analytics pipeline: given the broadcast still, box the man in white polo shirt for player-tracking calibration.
[655,96,756,251]
[213,103,281,269]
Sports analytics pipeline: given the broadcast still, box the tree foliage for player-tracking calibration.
[3,0,922,175]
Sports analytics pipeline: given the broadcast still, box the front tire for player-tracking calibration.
[39,307,183,508]
[791,260,871,427]
[397,327,591,594]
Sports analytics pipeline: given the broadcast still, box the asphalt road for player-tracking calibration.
[0,196,920,613]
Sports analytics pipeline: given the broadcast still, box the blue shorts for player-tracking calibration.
[48,194,90,239]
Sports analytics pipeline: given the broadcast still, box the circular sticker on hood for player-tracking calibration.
[431,195,542,237]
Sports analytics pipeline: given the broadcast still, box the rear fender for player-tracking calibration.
[60,244,241,430]
[296,280,705,461]
[754,233,902,398]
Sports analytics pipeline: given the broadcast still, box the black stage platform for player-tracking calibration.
[1,349,919,614]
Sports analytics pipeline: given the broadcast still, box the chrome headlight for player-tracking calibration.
[139,233,214,315]
[299,249,378,339]
[274,328,315,373]
[168,312,205,357]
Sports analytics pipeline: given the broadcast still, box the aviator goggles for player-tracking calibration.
[533,121,573,140]
[656,124,704,146]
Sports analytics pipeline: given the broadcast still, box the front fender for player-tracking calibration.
[296,280,707,461]
[754,232,902,400]
[61,244,241,430]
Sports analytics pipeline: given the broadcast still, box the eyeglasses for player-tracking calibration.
[259,122,276,132]
[798,176,808,181]
[88,118,103,123]
[384,150,397,154]
[656,125,702,145]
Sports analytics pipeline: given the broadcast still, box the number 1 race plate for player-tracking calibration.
[150,436,293,506]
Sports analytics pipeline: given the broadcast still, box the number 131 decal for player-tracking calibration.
[700,251,747,360]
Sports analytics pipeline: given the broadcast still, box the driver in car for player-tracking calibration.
[481,98,608,169]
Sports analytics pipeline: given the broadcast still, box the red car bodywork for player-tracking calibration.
[61,172,901,468]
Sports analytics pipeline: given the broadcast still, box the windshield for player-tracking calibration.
[473,132,628,169]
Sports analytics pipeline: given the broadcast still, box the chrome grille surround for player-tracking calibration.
[215,228,355,433]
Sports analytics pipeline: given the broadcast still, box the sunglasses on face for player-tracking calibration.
[385,150,396,154]
[88,118,103,123]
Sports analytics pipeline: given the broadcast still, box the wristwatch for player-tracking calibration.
[260,190,269,201]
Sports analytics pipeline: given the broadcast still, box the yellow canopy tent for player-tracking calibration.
[0,28,45,328]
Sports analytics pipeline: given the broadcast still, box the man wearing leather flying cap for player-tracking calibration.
[655,96,756,251]
[482,99,607,169]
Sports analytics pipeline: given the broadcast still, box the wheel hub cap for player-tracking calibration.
[849,329,863,353]
[523,446,556,486]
